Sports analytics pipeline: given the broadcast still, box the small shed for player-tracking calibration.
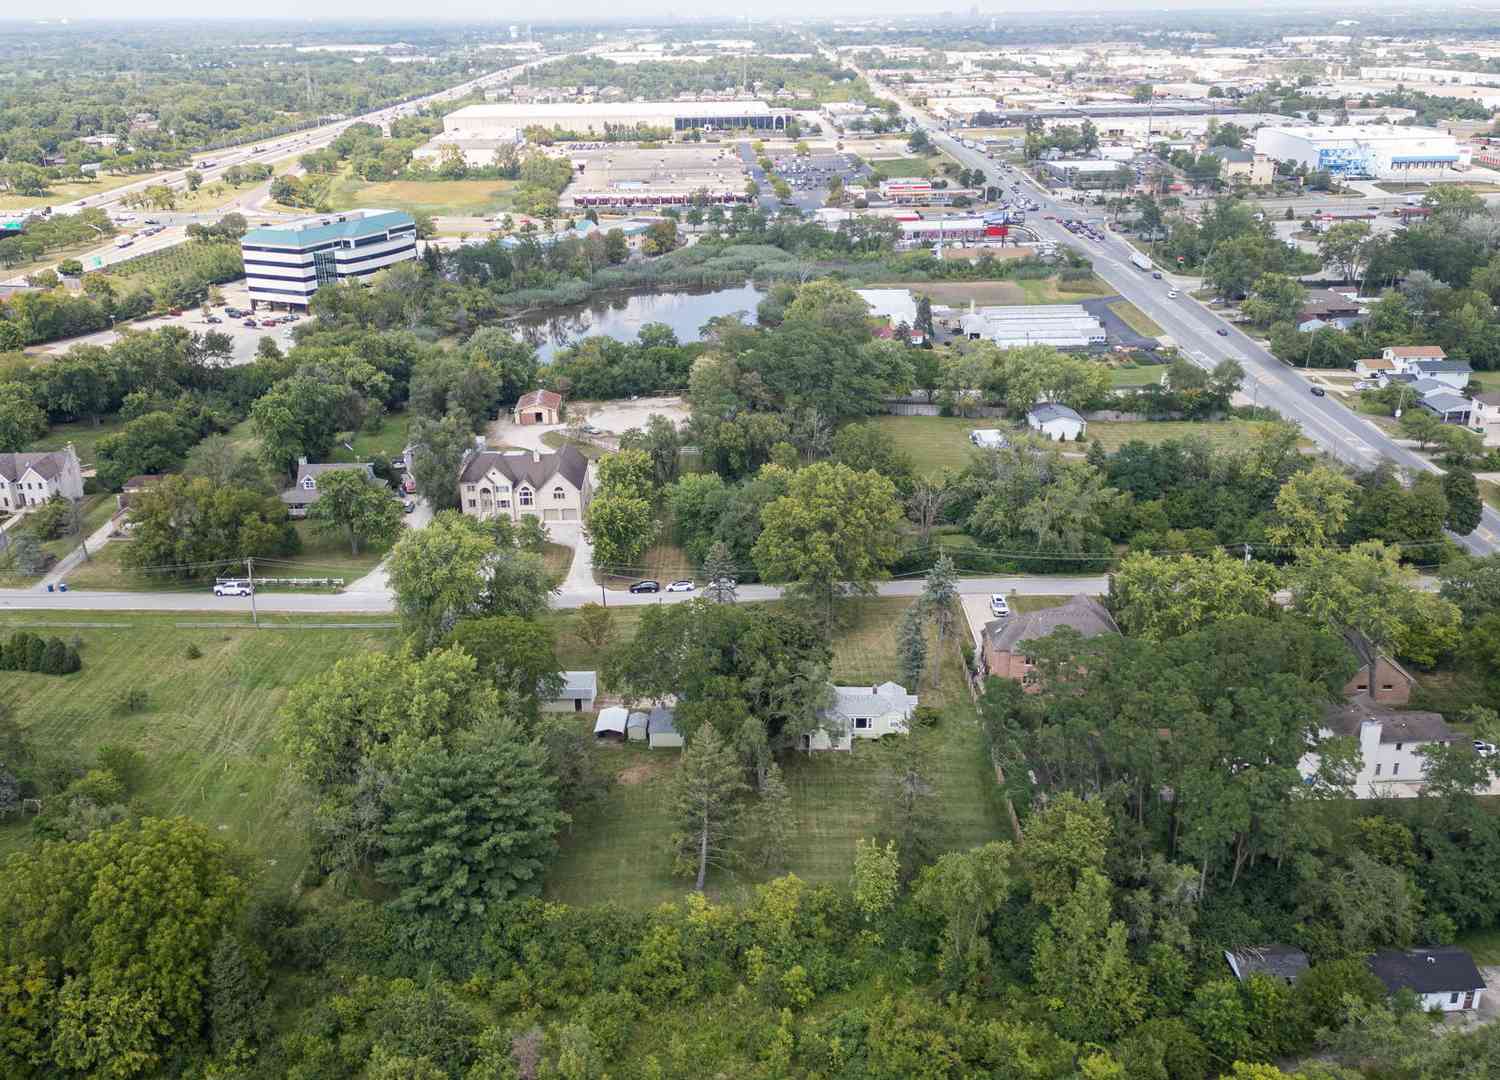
[514,389,563,426]
[544,671,598,713]
[647,706,683,749]
[1026,403,1086,442]
[593,706,629,740]
[1224,945,1309,985]
[626,710,649,743]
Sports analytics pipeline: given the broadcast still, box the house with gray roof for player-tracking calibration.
[1026,403,1087,441]
[803,682,919,751]
[279,458,379,517]
[981,594,1119,690]
[459,442,591,525]
[1405,358,1471,390]
[1225,945,1310,985]
[1299,701,1458,798]
[1416,390,1472,426]
[543,671,598,713]
[1367,948,1485,1011]
[0,445,84,515]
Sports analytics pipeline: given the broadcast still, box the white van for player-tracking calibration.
[1167,289,1179,298]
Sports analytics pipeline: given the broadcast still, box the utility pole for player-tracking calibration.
[246,556,258,627]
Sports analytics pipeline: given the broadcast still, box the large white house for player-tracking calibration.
[802,682,919,751]
[0,446,85,514]
[458,444,591,524]
[1300,701,1458,798]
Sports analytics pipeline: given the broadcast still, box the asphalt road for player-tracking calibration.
[0,575,1111,615]
[846,53,1500,559]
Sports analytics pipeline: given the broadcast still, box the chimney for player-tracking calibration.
[297,455,308,467]
[532,449,541,463]
[475,435,487,452]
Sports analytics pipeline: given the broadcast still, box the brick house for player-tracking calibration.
[0,446,85,514]
[458,443,591,524]
[1342,631,1414,706]
[980,594,1119,690]
[513,389,563,426]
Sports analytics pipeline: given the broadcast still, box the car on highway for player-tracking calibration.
[1216,327,1229,336]
[666,580,695,593]
[143,218,160,225]
[629,580,661,594]
[213,581,254,597]
[1167,289,1179,298]
[1310,386,1327,397]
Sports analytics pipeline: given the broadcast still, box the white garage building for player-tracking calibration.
[1253,125,1468,180]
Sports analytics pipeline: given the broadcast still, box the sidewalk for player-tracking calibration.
[37,512,119,591]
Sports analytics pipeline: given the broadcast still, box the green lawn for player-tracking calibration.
[0,614,401,891]
[866,155,935,180]
[594,539,696,589]
[544,597,1005,906]
[326,173,517,217]
[1110,364,1167,388]
[1457,926,1500,965]
[0,172,143,211]
[27,416,129,469]
[329,412,413,464]
[1107,300,1165,339]
[1085,419,1285,452]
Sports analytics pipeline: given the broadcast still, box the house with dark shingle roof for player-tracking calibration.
[458,443,591,524]
[0,445,84,514]
[981,595,1119,690]
[1342,630,1414,706]
[1300,700,1458,798]
[279,459,378,518]
[1225,945,1310,985]
[1366,948,1486,1011]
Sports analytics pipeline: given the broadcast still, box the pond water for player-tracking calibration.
[514,283,766,362]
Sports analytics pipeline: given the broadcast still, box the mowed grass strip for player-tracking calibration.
[327,174,517,217]
[544,597,1005,907]
[0,616,402,890]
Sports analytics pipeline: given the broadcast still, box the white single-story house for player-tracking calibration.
[969,428,1009,449]
[803,682,919,751]
[544,671,598,713]
[1367,948,1486,1012]
[646,706,683,749]
[1355,357,1397,380]
[1026,403,1087,442]
[594,705,629,738]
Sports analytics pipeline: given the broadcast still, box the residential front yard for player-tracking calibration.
[0,614,402,891]
[544,596,1005,907]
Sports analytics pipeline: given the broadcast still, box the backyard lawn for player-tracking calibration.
[0,614,402,891]
[1110,363,1168,388]
[329,412,413,464]
[27,416,129,468]
[544,596,1005,906]
[326,173,517,217]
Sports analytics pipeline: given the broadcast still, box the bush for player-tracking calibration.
[185,643,203,660]
[118,688,149,714]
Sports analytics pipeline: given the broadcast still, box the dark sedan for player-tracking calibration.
[629,580,661,594]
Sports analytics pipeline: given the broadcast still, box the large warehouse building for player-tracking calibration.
[439,101,792,138]
[1253,126,1469,180]
[959,305,1106,349]
[241,209,417,310]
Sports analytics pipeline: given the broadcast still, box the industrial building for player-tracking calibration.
[438,101,792,139]
[877,178,981,205]
[959,305,1107,349]
[898,216,1008,246]
[1040,159,1133,189]
[240,209,418,310]
[1253,126,1469,180]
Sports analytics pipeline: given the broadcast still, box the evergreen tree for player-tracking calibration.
[1086,439,1108,470]
[25,635,45,672]
[41,638,66,676]
[878,733,941,878]
[921,555,959,645]
[745,760,796,872]
[702,541,739,604]
[1444,467,1483,535]
[209,934,266,1057]
[897,604,928,689]
[668,725,746,891]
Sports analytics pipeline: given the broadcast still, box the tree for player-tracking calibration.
[380,721,565,920]
[1444,468,1483,535]
[208,935,267,1058]
[307,467,401,555]
[703,541,738,603]
[852,838,901,923]
[1241,273,1307,327]
[573,602,615,654]
[897,603,928,689]
[878,733,941,877]
[121,476,298,577]
[668,725,747,890]
[0,385,48,451]
[1267,465,1357,550]
[1017,793,1111,908]
[752,462,904,624]
[0,817,245,1078]
[1032,868,1145,1042]
[408,413,472,512]
[914,842,1015,990]
[584,490,658,569]
[1109,550,1277,641]
[1318,221,1373,283]
[250,375,346,479]
[744,761,795,872]
[920,554,959,644]
[1398,408,1446,450]
[444,615,562,712]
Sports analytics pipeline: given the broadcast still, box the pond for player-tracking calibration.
[514,283,766,362]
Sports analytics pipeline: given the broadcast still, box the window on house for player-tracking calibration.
[1022,656,1035,667]
[854,717,870,730]
[1393,763,1400,776]
[1451,992,1461,1005]
[1382,684,1393,691]
[1355,683,1368,691]
[499,499,510,509]
[1375,763,1382,776]
[465,484,475,492]
[519,489,533,507]
[467,499,476,508]
[553,486,566,500]
[302,477,315,489]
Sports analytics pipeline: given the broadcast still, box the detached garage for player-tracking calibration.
[594,706,629,739]
[514,389,563,426]
[647,706,683,749]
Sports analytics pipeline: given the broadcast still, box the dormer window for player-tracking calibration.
[301,477,316,490]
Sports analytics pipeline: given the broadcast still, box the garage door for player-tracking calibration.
[560,508,578,521]
[543,509,562,522]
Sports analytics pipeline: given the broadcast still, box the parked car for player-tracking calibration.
[205,315,222,324]
[213,581,254,597]
[629,580,661,594]
[401,475,416,494]
[242,319,257,327]
[402,500,415,513]
[1215,327,1229,336]
[1310,386,1327,397]
[666,580,695,593]
[261,320,279,328]
[990,594,1011,618]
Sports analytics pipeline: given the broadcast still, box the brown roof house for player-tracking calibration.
[459,442,591,524]
[980,594,1119,690]
[0,446,85,514]
[280,459,378,518]
[1342,631,1414,706]
[1299,700,1458,799]
[513,389,563,426]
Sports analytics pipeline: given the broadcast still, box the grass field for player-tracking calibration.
[326,173,517,217]
[594,539,696,589]
[1110,363,1168,388]
[26,416,129,469]
[1083,419,1276,451]
[864,155,935,180]
[1108,300,1165,339]
[0,614,402,890]
[0,172,143,211]
[543,596,1005,906]
[328,412,413,464]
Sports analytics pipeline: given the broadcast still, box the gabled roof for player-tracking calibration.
[459,445,589,491]
[560,671,597,698]
[983,594,1119,654]
[516,388,563,411]
[1385,345,1446,359]
[280,462,377,504]
[1028,402,1085,425]
[1225,945,1309,983]
[0,449,74,483]
[1419,392,1471,415]
[1357,357,1395,370]
[1367,948,1484,994]
[831,681,918,718]
[1407,359,1472,375]
[1323,701,1455,744]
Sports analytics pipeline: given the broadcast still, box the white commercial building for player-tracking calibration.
[959,304,1106,348]
[439,100,791,138]
[1253,125,1469,180]
[241,209,417,310]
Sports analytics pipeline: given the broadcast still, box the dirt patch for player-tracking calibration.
[617,761,669,786]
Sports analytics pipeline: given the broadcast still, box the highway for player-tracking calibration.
[846,56,1500,558]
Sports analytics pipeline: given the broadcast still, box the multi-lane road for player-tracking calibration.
[846,58,1500,558]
